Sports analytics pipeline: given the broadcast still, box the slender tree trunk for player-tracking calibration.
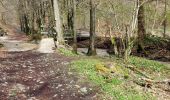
[72,0,77,53]
[163,0,167,37]
[19,16,24,31]
[49,0,55,27]
[67,0,72,31]
[124,25,130,62]
[151,0,158,32]
[1,13,6,24]
[53,0,64,46]
[87,0,96,56]
[137,0,146,53]
[24,15,30,34]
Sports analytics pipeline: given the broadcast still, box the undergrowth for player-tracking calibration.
[129,56,168,72]
[144,34,170,47]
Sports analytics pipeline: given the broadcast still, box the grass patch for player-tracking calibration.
[129,56,167,72]
[71,59,155,100]
[58,48,78,56]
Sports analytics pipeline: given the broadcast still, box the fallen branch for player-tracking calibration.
[141,77,170,85]
[127,65,151,79]
[134,77,170,92]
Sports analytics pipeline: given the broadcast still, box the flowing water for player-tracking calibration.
[77,48,110,57]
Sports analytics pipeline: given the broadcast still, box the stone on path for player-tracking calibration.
[38,38,55,53]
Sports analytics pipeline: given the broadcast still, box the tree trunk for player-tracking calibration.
[67,0,72,31]
[72,0,77,53]
[87,0,96,56]
[53,0,64,46]
[23,15,30,34]
[137,0,146,53]
[163,0,167,38]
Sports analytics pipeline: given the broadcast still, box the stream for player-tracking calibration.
[77,48,110,57]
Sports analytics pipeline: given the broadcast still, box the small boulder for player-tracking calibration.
[80,87,88,94]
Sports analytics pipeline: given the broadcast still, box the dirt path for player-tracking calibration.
[0,51,99,100]
[0,25,100,100]
[0,24,28,41]
[0,36,37,52]
[0,24,37,52]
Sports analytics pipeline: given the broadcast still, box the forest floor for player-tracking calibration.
[0,25,170,100]
[60,48,170,100]
[0,51,100,100]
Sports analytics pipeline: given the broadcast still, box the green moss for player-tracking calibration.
[58,48,78,56]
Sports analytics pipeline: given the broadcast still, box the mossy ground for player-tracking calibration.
[70,56,167,100]
[57,44,169,100]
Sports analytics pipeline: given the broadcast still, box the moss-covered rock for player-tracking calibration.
[95,63,110,73]
[95,62,124,74]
